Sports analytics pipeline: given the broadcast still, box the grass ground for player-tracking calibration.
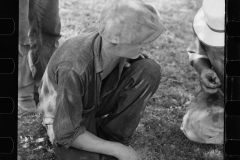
[18,0,224,159]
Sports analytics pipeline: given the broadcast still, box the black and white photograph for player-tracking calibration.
[18,0,225,159]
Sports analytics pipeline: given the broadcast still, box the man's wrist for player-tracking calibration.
[111,142,129,158]
[100,141,123,158]
[192,58,212,75]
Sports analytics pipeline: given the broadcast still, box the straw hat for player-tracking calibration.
[98,0,164,44]
[193,0,225,47]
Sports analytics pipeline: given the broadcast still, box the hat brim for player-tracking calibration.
[193,8,225,47]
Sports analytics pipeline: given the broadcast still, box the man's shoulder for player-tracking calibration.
[63,27,99,47]
[49,27,100,75]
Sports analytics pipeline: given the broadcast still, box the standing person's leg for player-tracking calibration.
[28,0,61,83]
[18,0,36,112]
[96,58,161,145]
[28,0,61,84]
[18,0,61,112]
[18,45,37,112]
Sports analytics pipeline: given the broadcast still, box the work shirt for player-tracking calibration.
[187,34,224,91]
[38,27,126,148]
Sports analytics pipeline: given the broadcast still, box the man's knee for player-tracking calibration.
[130,58,161,82]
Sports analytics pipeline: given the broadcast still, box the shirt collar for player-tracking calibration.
[93,35,104,73]
[93,35,127,74]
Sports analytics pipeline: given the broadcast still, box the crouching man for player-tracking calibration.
[37,0,164,159]
[181,0,224,144]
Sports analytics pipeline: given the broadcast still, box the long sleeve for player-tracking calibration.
[187,35,208,66]
[53,69,86,148]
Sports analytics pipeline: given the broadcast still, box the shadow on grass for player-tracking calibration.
[130,105,223,160]
[18,111,56,160]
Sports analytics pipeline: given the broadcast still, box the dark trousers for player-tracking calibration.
[18,0,61,112]
[54,58,161,160]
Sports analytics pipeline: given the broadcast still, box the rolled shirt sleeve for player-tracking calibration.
[53,69,86,148]
[187,35,208,66]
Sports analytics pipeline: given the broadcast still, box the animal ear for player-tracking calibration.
[207,93,220,102]
[206,92,224,108]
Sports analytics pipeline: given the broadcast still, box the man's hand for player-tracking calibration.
[200,69,221,94]
[115,145,142,160]
[71,130,141,159]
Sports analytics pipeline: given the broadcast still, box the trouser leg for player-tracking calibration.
[18,0,36,112]
[28,0,61,81]
[18,44,38,112]
[97,58,161,145]
[18,0,61,112]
